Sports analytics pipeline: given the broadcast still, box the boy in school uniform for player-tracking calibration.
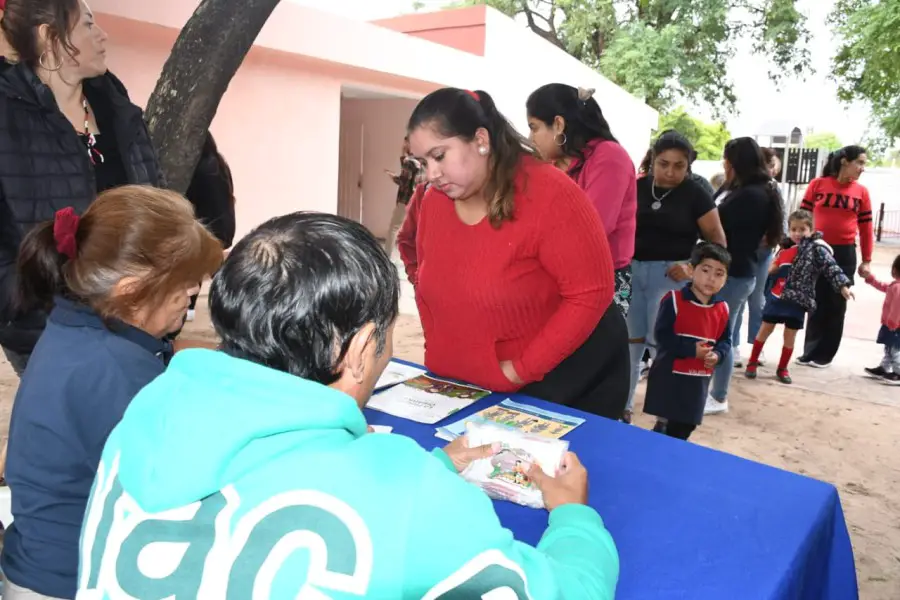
[644,243,732,441]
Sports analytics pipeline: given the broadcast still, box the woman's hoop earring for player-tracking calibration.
[554,133,567,147]
[39,51,63,72]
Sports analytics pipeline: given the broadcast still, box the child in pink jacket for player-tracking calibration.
[863,255,900,385]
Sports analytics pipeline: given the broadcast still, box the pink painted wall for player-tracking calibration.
[94,11,447,241]
[341,98,419,238]
[98,15,342,240]
[373,6,487,56]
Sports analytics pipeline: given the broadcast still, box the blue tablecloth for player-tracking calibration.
[364,381,858,599]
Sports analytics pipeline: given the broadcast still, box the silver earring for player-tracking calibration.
[39,51,63,72]
[478,146,488,155]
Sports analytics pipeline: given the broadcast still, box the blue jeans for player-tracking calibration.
[710,275,758,401]
[625,260,684,411]
[733,248,774,345]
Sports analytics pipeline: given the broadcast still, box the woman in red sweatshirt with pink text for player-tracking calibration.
[798,145,872,367]
[404,87,628,420]
[526,84,636,315]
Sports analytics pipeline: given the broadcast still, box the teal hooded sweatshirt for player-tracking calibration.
[77,349,619,598]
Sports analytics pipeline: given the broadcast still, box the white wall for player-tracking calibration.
[482,8,658,165]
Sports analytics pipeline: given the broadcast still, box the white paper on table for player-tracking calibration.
[368,375,489,424]
[370,425,393,434]
[374,360,427,391]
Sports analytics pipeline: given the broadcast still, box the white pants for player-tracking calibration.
[881,345,900,372]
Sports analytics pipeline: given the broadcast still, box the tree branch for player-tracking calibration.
[520,0,565,49]
[145,0,282,193]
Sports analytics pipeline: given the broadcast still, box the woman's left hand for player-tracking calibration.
[500,360,523,384]
[443,435,500,473]
[667,263,692,282]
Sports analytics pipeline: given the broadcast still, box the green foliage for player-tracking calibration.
[657,107,731,160]
[804,132,843,152]
[455,0,811,116]
[830,0,900,140]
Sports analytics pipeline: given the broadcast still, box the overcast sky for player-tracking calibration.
[289,0,871,144]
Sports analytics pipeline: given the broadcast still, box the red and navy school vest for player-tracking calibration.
[770,246,799,298]
[669,290,730,377]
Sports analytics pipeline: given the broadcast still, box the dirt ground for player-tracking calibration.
[1,249,898,598]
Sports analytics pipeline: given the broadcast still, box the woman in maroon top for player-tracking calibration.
[798,145,872,367]
[525,84,636,315]
[404,87,629,419]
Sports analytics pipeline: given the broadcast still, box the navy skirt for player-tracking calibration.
[762,294,805,330]
[876,325,900,349]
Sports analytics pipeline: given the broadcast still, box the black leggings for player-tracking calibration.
[520,303,630,420]
[653,419,696,440]
[802,245,856,364]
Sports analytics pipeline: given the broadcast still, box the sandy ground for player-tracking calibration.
[1,249,898,598]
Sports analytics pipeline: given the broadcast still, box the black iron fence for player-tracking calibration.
[876,203,900,241]
[772,147,821,184]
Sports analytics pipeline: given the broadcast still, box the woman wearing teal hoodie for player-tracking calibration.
[77,213,619,598]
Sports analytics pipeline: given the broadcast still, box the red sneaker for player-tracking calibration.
[744,362,759,379]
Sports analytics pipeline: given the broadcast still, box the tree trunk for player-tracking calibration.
[145,0,282,194]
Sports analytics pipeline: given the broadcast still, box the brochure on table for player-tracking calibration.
[368,374,490,424]
[435,398,585,441]
[374,360,427,392]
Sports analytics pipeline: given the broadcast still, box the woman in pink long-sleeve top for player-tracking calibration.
[527,84,636,315]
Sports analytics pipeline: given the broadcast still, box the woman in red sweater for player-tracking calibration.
[405,88,627,419]
[525,83,636,315]
[798,145,871,367]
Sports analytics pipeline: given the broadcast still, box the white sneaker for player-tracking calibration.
[757,351,766,366]
[704,396,729,415]
[186,309,196,322]
[733,347,743,368]
[809,361,831,369]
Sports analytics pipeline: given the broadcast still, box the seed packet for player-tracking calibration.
[460,421,568,509]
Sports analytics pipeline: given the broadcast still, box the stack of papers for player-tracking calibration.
[374,360,427,391]
[435,399,585,441]
[367,374,490,424]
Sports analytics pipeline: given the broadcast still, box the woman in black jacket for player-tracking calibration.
[0,0,163,375]
[705,137,784,415]
[183,132,236,320]
[186,133,236,250]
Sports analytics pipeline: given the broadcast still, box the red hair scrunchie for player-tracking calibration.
[53,207,81,260]
[466,90,480,101]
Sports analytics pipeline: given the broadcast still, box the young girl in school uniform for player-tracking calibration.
[745,210,852,384]
[862,255,900,385]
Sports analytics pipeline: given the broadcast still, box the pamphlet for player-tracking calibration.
[435,398,584,441]
[461,421,568,509]
[367,374,490,424]
[370,425,393,434]
[374,360,427,392]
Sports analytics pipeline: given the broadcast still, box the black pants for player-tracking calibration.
[520,303,630,420]
[653,419,695,440]
[802,245,856,365]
